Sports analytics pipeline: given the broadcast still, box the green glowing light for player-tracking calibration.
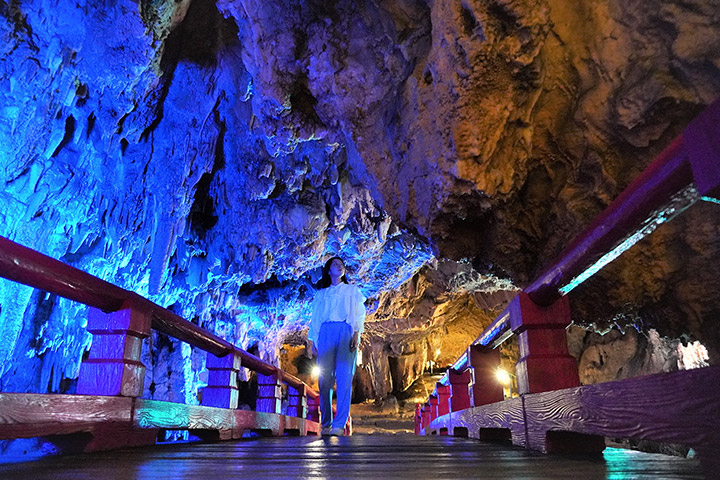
[560,185,699,296]
[700,195,720,205]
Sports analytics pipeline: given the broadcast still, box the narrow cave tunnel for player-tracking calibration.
[0,0,719,477]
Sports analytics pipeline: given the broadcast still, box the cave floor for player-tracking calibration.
[350,402,416,434]
[0,434,703,479]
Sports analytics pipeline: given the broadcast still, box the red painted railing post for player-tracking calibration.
[201,352,241,408]
[449,369,472,411]
[436,384,451,435]
[686,97,720,199]
[429,394,439,423]
[306,394,320,423]
[468,344,504,406]
[414,403,423,435]
[509,293,579,394]
[436,383,451,417]
[77,306,151,397]
[421,403,431,433]
[256,371,283,414]
[287,384,307,419]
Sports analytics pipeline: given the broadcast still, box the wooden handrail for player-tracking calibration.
[525,135,692,306]
[473,138,691,348]
[419,99,720,475]
[0,235,129,311]
[0,235,317,398]
[466,98,720,350]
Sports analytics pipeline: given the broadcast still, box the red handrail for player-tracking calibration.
[525,135,691,306]
[0,235,317,398]
[469,98,720,348]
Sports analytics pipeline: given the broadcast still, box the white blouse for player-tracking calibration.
[308,283,366,343]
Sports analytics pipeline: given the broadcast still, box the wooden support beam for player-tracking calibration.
[431,396,525,444]
[508,293,579,394]
[256,371,283,414]
[448,369,472,411]
[77,306,151,397]
[201,352,242,409]
[0,394,133,440]
[0,393,322,454]
[520,366,720,463]
[0,394,159,452]
[134,399,233,441]
[306,418,321,436]
[467,344,504,406]
[287,384,308,420]
[429,364,720,474]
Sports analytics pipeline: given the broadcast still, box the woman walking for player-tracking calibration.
[307,257,366,436]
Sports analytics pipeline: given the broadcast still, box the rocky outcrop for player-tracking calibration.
[354,260,518,398]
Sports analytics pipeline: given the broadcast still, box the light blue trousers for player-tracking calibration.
[317,322,357,430]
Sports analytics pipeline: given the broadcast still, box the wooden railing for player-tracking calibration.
[416,98,720,478]
[0,236,324,458]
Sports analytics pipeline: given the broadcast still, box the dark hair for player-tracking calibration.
[317,256,349,289]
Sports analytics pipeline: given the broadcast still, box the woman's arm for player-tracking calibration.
[349,331,359,351]
[349,285,365,351]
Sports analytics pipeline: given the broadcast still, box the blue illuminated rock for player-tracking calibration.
[0,0,438,400]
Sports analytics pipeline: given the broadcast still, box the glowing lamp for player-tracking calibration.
[311,365,321,378]
[496,368,512,386]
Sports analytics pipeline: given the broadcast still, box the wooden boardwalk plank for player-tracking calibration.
[0,434,703,479]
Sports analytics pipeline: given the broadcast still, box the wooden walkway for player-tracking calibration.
[0,434,703,479]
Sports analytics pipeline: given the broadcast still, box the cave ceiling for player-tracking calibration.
[0,0,719,399]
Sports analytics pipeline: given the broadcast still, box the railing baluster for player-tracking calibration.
[201,352,242,409]
[428,394,439,425]
[77,306,151,397]
[306,393,320,424]
[414,403,423,435]
[421,402,431,433]
[256,371,283,414]
[436,383,451,418]
[448,369,472,412]
[467,344,503,407]
[508,293,579,394]
[287,384,307,419]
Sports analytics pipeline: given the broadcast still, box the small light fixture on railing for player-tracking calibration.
[496,367,516,399]
[496,367,512,386]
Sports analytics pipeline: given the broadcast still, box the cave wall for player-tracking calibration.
[0,0,435,399]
